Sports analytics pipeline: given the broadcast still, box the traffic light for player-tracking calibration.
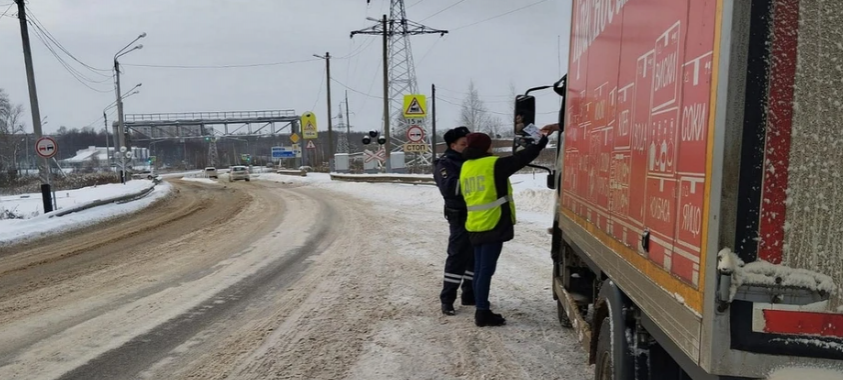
[364,130,386,145]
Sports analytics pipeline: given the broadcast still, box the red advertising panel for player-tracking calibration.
[561,0,718,289]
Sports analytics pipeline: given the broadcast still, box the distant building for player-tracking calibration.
[60,146,150,168]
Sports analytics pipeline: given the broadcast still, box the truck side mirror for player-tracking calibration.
[513,95,537,153]
[546,171,556,190]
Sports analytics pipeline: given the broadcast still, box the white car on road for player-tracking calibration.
[204,167,218,179]
[229,166,250,182]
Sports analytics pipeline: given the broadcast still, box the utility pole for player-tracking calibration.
[114,60,127,183]
[15,0,53,213]
[103,112,110,170]
[431,83,437,165]
[313,52,334,167]
[351,11,447,171]
[352,15,391,170]
[345,90,351,138]
[114,33,145,183]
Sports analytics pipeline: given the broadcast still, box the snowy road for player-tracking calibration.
[0,178,593,380]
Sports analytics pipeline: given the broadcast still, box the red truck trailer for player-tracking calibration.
[514,0,843,378]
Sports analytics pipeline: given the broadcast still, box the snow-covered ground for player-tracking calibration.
[257,172,556,225]
[0,180,171,246]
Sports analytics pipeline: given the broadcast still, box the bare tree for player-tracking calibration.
[484,115,507,139]
[0,89,26,175]
[459,80,500,137]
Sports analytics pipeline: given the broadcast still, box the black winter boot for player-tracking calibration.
[475,309,506,327]
[441,303,456,316]
[461,294,476,306]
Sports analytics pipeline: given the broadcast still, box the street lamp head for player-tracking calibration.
[139,32,147,38]
[136,83,143,87]
[135,44,144,50]
[312,54,322,59]
[366,17,378,22]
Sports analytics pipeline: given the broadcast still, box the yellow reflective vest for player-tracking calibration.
[459,156,516,232]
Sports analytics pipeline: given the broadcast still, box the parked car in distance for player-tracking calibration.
[229,165,250,182]
[204,167,218,179]
[131,169,155,180]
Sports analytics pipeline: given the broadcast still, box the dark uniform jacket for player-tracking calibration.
[434,149,467,213]
[462,135,548,245]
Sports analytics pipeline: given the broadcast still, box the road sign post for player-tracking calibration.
[34,136,58,212]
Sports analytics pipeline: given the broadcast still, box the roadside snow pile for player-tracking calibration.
[513,188,555,213]
[718,248,836,301]
[254,172,556,220]
[768,366,843,379]
[180,177,220,184]
[0,180,155,219]
[0,182,171,246]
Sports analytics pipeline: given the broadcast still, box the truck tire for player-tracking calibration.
[557,299,573,328]
[594,316,613,380]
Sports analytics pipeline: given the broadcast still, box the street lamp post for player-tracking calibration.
[114,32,146,183]
[104,85,141,172]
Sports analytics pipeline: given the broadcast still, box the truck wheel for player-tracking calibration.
[556,299,573,328]
[594,316,613,380]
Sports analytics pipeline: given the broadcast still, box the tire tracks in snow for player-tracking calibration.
[0,180,291,379]
[57,186,340,380]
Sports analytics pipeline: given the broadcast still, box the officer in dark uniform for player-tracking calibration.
[433,126,474,315]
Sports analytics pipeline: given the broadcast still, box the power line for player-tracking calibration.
[122,58,322,69]
[436,94,557,116]
[25,6,112,76]
[416,36,445,66]
[310,66,325,112]
[27,20,111,84]
[121,53,368,70]
[0,2,13,19]
[419,0,466,22]
[436,85,512,99]
[27,20,112,84]
[355,60,382,115]
[452,0,548,31]
[27,20,113,93]
[331,77,381,99]
[337,38,376,60]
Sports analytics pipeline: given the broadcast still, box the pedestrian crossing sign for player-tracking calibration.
[403,94,427,118]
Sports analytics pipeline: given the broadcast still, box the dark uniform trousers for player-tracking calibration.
[440,208,475,305]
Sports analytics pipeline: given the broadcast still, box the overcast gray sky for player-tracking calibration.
[0,0,570,136]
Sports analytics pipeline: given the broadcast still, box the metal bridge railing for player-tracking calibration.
[124,110,297,122]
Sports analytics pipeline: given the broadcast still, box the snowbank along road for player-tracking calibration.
[0,178,593,379]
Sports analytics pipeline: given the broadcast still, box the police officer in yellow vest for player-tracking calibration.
[459,126,559,327]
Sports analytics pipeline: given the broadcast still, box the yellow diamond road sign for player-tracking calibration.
[403,94,427,119]
[290,133,300,144]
